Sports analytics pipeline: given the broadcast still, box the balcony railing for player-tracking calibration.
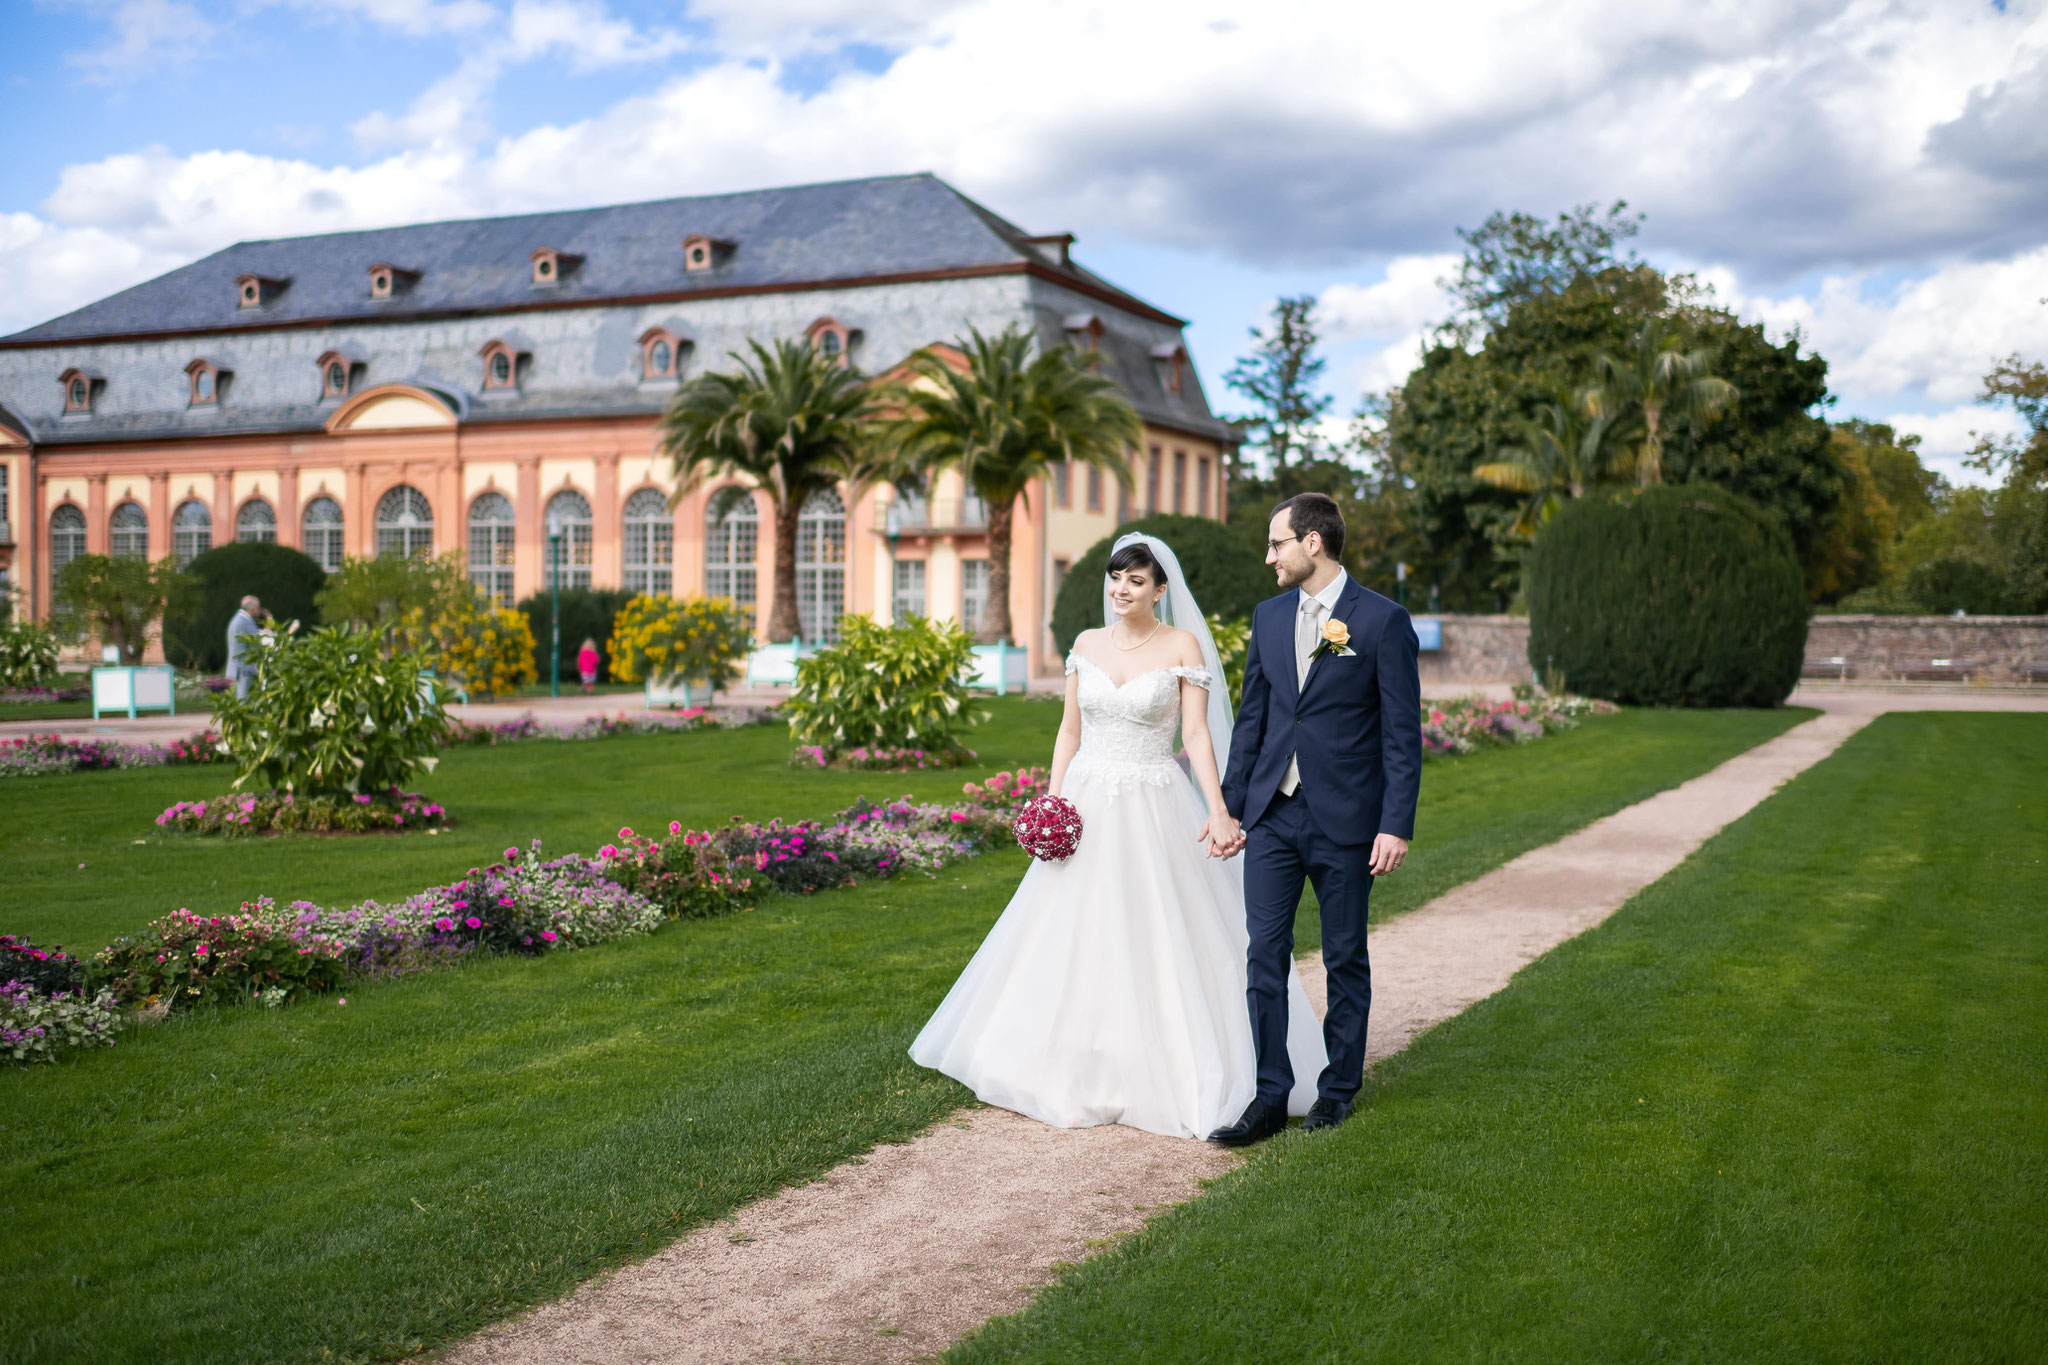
[885,495,987,535]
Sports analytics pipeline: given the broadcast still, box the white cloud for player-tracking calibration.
[66,0,216,81]
[1881,404,2027,487]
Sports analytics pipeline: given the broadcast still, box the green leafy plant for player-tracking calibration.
[90,907,346,1012]
[400,591,537,700]
[208,623,447,795]
[1526,484,1806,707]
[606,594,754,690]
[0,617,60,689]
[1207,613,1250,709]
[786,615,982,757]
[51,554,197,665]
[161,541,327,671]
[314,553,470,630]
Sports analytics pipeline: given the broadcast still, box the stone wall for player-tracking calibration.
[1416,614,1533,687]
[1804,616,2048,682]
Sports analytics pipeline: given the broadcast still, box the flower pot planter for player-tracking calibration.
[745,639,815,686]
[645,674,715,709]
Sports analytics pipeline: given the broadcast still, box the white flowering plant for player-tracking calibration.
[785,615,983,760]
[209,623,447,797]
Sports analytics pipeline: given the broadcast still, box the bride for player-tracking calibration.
[909,533,1325,1139]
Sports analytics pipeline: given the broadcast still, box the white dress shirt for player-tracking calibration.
[1279,569,1348,797]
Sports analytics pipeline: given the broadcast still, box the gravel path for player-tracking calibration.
[441,699,1984,1365]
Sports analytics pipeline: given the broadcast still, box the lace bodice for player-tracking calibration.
[1065,653,1213,792]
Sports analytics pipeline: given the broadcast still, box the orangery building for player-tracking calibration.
[0,173,1235,678]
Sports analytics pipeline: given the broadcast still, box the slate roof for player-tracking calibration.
[3,173,1181,344]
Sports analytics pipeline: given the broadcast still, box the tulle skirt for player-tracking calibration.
[910,758,1325,1139]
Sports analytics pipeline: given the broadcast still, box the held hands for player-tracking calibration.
[1199,812,1246,860]
[1369,832,1409,876]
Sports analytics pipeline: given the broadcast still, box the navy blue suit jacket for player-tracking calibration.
[1221,576,1423,845]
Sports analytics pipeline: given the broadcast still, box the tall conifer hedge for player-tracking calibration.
[1527,485,1806,707]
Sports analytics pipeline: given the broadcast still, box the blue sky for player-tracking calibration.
[5,0,2046,483]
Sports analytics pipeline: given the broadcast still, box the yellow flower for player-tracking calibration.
[1320,618,1350,649]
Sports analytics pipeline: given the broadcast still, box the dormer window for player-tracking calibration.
[479,340,525,392]
[316,350,365,401]
[638,328,686,382]
[1151,343,1187,397]
[185,358,231,407]
[58,367,103,414]
[1063,313,1104,352]
[682,234,733,273]
[236,274,287,309]
[1021,233,1076,268]
[367,263,419,299]
[530,247,582,287]
[805,317,856,366]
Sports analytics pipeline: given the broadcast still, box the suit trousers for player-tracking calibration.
[1243,788,1374,1106]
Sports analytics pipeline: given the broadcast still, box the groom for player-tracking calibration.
[1209,492,1422,1144]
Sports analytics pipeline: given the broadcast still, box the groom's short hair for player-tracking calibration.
[1273,492,1346,562]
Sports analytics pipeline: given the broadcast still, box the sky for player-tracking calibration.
[3,0,2045,485]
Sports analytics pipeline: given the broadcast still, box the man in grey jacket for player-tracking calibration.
[226,596,265,699]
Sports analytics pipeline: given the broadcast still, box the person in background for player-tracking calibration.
[225,596,266,700]
[577,637,600,695]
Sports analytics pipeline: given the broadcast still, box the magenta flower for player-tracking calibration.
[540,930,558,942]
[464,916,482,929]
[670,821,681,836]
[619,826,633,839]
[505,847,519,860]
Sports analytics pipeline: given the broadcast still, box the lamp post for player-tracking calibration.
[547,519,563,699]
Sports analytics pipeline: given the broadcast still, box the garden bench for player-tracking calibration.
[2018,661,2048,684]
[1897,658,1980,683]
[1802,656,1853,680]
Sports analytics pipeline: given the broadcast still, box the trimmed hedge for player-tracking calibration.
[1526,485,1806,708]
[161,541,326,672]
[1051,514,1274,652]
[518,587,635,684]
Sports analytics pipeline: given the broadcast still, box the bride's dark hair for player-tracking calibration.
[1105,541,1170,583]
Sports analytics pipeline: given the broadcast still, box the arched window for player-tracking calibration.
[639,328,682,382]
[468,491,517,608]
[479,341,521,392]
[622,488,673,597]
[302,496,345,572]
[237,498,277,544]
[704,487,757,622]
[172,500,212,568]
[805,317,854,366]
[375,485,434,559]
[544,489,592,590]
[109,502,149,559]
[796,487,846,644]
[185,358,229,407]
[50,505,86,579]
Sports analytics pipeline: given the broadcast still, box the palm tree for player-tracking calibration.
[1474,389,1634,536]
[1593,317,1738,485]
[887,326,1141,644]
[660,339,890,643]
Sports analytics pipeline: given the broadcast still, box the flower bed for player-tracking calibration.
[1421,691,1616,758]
[0,730,227,778]
[789,744,977,771]
[0,685,91,705]
[444,706,774,746]
[10,762,1049,1066]
[155,789,449,836]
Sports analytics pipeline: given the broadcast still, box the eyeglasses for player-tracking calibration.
[1266,535,1302,552]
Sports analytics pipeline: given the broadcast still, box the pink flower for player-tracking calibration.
[541,930,558,942]
[619,827,633,839]
[464,916,482,929]
[670,821,682,836]
[600,844,617,858]
[505,847,519,860]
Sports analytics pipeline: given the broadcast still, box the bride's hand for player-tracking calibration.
[1200,812,1242,859]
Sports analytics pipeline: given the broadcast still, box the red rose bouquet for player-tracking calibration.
[1013,794,1083,862]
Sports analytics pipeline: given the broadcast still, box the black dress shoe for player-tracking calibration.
[1300,1097,1353,1133]
[1207,1097,1288,1146]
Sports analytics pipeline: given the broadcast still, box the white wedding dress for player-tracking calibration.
[909,651,1326,1139]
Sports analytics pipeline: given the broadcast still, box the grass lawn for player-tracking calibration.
[950,712,2048,1363]
[1,704,1809,1364]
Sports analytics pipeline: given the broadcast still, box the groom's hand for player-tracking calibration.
[1200,814,1244,859]
[1369,833,1409,876]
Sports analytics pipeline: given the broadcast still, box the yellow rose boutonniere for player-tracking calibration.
[1311,617,1354,661]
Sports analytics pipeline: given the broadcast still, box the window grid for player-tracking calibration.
[375,485,434,559]
[50,505,86,580]
[960,559,990,636]
[237,499,277,544]
[110,502,149,559]
[1198,457,1212,517]
[893,558,926,621]
[544,490,593,591]
[1146,446,1162,515]
[622,488,674,597]
[172,500,212,568]
[704,488,758,620]
[1053,461,1071,508]
[796,488,846,644]
[302,497,345,572]
[468,492,517,608]
[1173,450,1187,514]
[1087,464,1103,513]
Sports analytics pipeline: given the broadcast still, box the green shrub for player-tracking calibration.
[1207,613,1250,709]
[786,615,982,756]
[208,623,447,795]
[161,541,326,671]
[0,618,60,689]
[1526,485,1807,707]
[519,587,634,684]
[1904,554,2023,616]
[315,554,468,630]
[1051,514,1275,652]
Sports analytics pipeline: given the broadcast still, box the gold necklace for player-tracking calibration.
[1110,616,1162,651]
